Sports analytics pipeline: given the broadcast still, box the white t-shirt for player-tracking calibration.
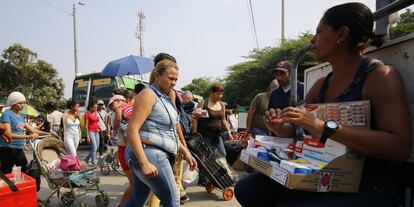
[47,110,63,126]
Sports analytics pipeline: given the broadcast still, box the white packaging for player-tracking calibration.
[255,135,293,149]
[302,138,347,163]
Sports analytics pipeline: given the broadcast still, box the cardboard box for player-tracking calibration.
[241,150,365,193]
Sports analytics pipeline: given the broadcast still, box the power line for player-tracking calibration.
[247,0,260,50]
[39,0,71,15]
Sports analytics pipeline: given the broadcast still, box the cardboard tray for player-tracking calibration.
[241,150,365,193]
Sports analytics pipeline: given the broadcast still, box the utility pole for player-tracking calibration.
[281,0,285,43]
[72,2,84,76]
[72,3,79,76]
[135,10,146,57]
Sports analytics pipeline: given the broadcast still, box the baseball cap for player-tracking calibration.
[108,95,125,107]
[271,60,292,73]
[97,100,104,105]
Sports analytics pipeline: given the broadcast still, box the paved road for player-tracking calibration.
[26,145,243,207]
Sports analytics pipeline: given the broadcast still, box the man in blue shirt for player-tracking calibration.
[268,60,304,110]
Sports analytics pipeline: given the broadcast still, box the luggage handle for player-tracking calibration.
[0,170,19,192]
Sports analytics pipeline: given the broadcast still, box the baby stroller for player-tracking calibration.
[185,132,235,201]
[29,135,109,207]
[99,136,124,176]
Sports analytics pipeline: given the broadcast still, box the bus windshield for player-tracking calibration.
[90,77,116,105]
[73,78,89,107]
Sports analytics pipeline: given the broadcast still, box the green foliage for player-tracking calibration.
[181,77,213,98]
[222,32,318,107]
[0,43,66,112]
[390,9,414,39]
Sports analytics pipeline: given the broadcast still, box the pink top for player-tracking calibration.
[121,103,132,121]
[121,103,133,120]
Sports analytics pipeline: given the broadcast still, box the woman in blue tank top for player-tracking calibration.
[235,3,411,207]
[124,60,197,207]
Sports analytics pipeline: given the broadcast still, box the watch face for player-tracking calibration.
[327,120,338,129]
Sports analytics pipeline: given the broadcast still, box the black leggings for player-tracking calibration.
[235,172,399,207]
[0,147,28,174]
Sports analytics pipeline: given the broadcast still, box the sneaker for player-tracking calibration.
[180,194,190,203]
[84,158,90,164]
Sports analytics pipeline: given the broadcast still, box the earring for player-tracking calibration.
[336,39,341,44]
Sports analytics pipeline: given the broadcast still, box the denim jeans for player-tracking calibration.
[125,145,179,207]
[250,128,269,138]
[85,131,99,165]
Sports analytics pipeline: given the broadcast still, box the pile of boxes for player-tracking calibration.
[241,101,370,193]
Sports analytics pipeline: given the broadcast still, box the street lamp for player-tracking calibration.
[72,2,85,76]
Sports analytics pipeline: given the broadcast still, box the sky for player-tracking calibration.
[0,0,397,98]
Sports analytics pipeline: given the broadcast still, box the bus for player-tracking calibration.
[72,72,149,113]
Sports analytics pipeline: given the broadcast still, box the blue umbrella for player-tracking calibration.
[101,55,154,77]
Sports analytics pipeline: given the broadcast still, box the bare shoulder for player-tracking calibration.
[305,77,327,104]
[135,88,157,105]
[363,64,405,97]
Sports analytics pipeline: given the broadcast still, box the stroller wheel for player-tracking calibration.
[101,164,110,175]
[61,192,75,206]
[101,191,110,206]
[223,188,234,201]
[95,194,109,207]
[205,182,215,193]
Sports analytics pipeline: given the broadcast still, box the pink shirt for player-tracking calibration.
[121,103,133,120]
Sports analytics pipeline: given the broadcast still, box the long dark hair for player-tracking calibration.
[87,102,97,111]
[67,100,80,110]
[322,3,383,51]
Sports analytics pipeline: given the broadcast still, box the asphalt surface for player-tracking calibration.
[26,144,245,207]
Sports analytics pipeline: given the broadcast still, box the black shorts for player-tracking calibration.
[0,147,28,174]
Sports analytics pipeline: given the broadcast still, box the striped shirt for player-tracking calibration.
[121,103,133,120]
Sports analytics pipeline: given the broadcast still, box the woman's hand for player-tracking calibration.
[140,162,158,177]
[183,149,198,171]
[1,131,12,143]
[192,108,203,119]
[280,107,325,137]
[86,135,90,144]
[264,108,283,132]
[30,133,39,140]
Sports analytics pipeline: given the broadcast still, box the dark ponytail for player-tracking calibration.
[323,3,376,51]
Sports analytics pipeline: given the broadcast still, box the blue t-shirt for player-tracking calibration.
[0,109,26,149]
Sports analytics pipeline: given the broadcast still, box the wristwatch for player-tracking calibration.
[319,120,339,144]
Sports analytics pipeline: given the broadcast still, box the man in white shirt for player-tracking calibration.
[47,105,63,138]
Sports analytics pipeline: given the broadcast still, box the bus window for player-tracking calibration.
[73,79,89,107]
[90,77,116,105]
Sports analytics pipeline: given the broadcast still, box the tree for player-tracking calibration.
[222,32,317,107]
[181,77,213,98]
[390,9,414,39]
[0,43,66,112]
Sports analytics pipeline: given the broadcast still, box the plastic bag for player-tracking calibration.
[181,161,199,187]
